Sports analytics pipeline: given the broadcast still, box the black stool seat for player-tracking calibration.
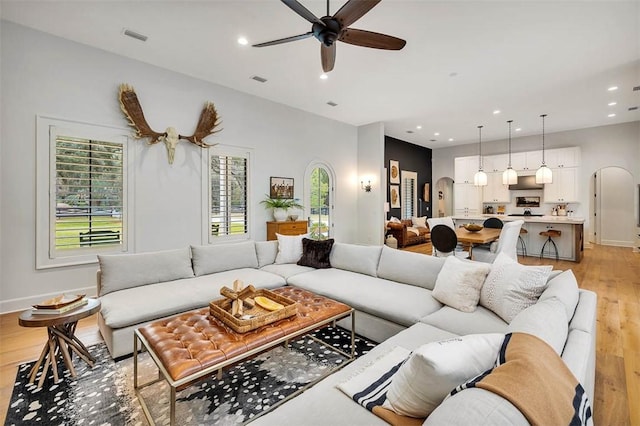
[539,229,561,260]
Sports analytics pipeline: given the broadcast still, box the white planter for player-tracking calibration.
[273,208,288,222]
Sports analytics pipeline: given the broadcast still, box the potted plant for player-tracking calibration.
[260,196,304,222]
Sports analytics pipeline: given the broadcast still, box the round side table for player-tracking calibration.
[18,298,101,388]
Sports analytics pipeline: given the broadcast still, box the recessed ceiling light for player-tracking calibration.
[515,128,522,132]
[416,125,422,129]
[448,138,454,142]
[608,86,618,91]
[320,73,328,80]
[493,110,501,115]
[237,37,248,45]
[608,113,616,117]
[434,132,440,136]
[608,101,617,106]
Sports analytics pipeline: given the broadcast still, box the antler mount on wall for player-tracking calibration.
[118,84,222,164]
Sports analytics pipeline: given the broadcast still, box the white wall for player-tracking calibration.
[0,22,359,311]
[356,122,385,245]
[433,121,640,235]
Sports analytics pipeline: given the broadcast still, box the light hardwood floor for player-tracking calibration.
[0,244,638,425]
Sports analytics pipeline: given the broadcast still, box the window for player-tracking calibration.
[305,161,335,240]
[401,171,417,219]
[36,117,133,268]
[207,146,251,242]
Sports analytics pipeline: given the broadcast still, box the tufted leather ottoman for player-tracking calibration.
[133,286,354,426]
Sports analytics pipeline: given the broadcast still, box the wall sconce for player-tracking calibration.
[361,180,372,192]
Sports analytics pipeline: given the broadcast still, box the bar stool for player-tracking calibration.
[518,228,528,257]
[539,229,561,261]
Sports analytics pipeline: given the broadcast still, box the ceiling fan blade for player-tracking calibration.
[333,0,381,28]
[339,28,406,50]
[253,32,313,47]
[281,0,325,26]
[321,43,336,72]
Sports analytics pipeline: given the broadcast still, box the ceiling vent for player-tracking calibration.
[430,139,437,142]
[406,130,414,134]
[629,106,638,111]
[633,86,640,91]
[123,29,148,42]
[327,101,338,107]
[250,75,267,83]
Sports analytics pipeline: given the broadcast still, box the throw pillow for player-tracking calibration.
[385,333,504,418]
[480,252,553,323]
[411,216,427,228]
[275,233,308,264]
[297,238,334,269]
[432,256,491,313]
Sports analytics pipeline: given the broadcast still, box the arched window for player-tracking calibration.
[305,161,334,240]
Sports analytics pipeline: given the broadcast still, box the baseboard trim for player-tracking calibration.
[0,286,96,314]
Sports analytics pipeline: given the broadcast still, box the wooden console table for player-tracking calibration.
[18,298,101,388]
[266,220,308,240]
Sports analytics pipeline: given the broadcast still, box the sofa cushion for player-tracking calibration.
[275,233,308,264]
[411,216,427,228]
[297,238,334,269]
[260,263,315,279]
[287,268,442,327]
[330,243,382,277]
[386,333,503,418]
[480,252,553,322]
[539,270,580,320]
[376,245,445,290]
[255,240,278,267]
[507,298,569,355]
[420,305,508,336]
[98,247,194,296]
[191,241,259,276]
[432,256,490,312]
[100,269,285,329]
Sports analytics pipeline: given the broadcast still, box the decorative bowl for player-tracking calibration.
[463,223,483,232]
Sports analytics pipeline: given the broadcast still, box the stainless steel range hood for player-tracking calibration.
[508,175,544,190]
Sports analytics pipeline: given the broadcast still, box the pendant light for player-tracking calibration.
[535,114,553,184]
[473,125,488,186]
[502,120,518,185]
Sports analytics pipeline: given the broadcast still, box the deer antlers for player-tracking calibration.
[118,84,222,164]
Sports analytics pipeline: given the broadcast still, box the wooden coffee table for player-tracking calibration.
[18,298,101,388]
[134,287,354,426]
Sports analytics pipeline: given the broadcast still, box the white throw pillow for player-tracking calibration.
[274,233,308,264]
[480,252,553,323]
[385,333,504,418]
[411,216,427,228]
[432,256,491,313]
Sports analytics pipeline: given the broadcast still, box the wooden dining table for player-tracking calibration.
[455,227,502,258]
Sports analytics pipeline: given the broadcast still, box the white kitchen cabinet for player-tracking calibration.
[454,156,479,184]
[511,151,542,171]
[454,183,481,216]
[544,147,581,168]
[543,168,579,203]
[527,222,574,260]
[483,154,508,173]
[483,172,511,203]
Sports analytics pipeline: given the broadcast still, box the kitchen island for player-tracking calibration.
[452,215,585,262]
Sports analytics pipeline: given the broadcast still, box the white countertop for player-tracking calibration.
[452,214,585,224]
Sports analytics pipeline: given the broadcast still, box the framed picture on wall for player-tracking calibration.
[389,160,400,184]
[423,183,430,202]
[390,185,400,208]
[270,177,294,199]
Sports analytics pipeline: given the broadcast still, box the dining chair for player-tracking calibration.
[426,217,457,255]
[430,224,470,259]
[472,220,524,263]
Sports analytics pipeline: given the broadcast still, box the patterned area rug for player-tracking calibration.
[6,326,376,425]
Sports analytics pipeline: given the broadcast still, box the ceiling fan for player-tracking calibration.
[253,0,406,72]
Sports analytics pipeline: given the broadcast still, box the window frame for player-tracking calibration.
[401,170,418,220]
[36,116,135,269]
[202,145,253,244]
[304,160,335,239]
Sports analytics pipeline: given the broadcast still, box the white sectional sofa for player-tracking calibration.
[96,240,596,425]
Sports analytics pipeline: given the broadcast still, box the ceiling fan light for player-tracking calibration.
[503,167,518,185]
[474,170,488,186]
[535,165,553,184]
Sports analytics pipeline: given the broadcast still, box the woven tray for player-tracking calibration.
[209,289,297,333]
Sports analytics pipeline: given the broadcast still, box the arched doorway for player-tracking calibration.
[305,161,335,239]
[591,166,635,246]
[435,177,454,217]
